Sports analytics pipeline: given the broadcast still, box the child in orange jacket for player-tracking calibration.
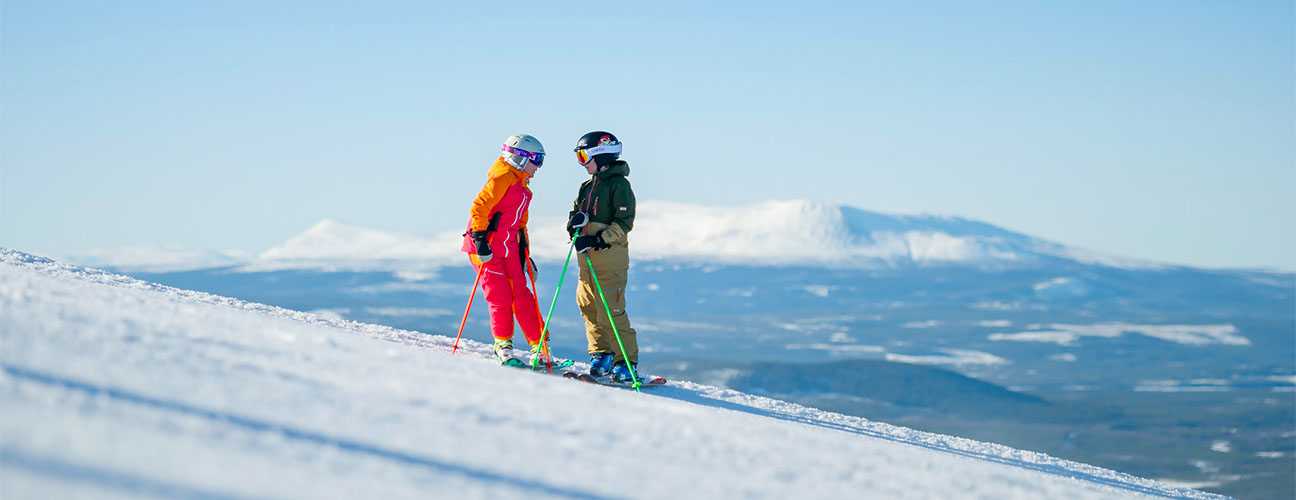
[461,134,556,366]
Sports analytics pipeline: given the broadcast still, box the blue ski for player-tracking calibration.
[563,372,667,388]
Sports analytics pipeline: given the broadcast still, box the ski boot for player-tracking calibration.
[493,338,517,365]
[589,352,614,377]
[610,361,638,384]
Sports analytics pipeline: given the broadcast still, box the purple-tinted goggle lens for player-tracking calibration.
[502,145,544,166]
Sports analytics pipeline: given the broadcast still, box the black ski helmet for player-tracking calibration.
[574,131,621,168]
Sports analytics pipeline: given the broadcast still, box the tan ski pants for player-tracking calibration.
[576,244,637,364]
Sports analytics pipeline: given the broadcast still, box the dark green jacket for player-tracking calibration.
[571,160,636,238]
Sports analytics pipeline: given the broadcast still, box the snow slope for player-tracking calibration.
[0,249,1223,499]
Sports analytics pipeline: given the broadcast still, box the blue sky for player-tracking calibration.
[2,1,1292,268]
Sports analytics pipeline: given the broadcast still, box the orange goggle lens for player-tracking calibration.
[575,149,591,164]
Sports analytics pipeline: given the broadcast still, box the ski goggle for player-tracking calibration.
[574,142,622,164]
[502,144,544,166]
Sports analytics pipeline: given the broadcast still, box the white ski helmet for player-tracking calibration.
[500,134,545,170]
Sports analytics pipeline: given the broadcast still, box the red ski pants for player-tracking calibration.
[470,253,544,345]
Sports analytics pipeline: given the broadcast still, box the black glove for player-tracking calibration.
[518,229,531,272]
[470,230,492,263]
[527,257,538,279]
[566,211,589,238]
[573,231,610,253]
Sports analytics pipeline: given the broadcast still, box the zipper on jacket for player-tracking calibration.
[581,177,600,213]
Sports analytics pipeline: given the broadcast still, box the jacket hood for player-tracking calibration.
[490,158,531,183]
[597,160,630,179]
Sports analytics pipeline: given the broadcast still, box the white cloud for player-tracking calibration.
[987,322,1248,347]
[363,307,452,318]
[801,285,833,297]
[633,320,734,333]
[971,301,1030,311]
[783,343,884,353]
[1134,380,1232,392]
[885,349,1009,367]
[989,331,1080,346]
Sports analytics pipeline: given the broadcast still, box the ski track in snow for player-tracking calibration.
[0,249,1227,499]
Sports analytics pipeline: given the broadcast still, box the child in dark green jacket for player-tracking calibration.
[566,131,638,382]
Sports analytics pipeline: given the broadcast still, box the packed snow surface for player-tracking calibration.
[0,249,1224,499]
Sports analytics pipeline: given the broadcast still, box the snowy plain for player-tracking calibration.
[0,249,1227,499]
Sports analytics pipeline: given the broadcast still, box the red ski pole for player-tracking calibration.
[451,263,486,356]
[524,254,553,371]
[531,237,576,373]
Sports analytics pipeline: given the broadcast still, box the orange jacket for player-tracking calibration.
[461,158,534,260]
[468,158,531,232]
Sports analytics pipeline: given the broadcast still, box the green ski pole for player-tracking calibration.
[583,253,641,390]
[530,239,576,371]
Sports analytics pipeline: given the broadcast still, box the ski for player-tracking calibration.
[500,357,575,370]
[528,358,576,370]
[563,372,667,388]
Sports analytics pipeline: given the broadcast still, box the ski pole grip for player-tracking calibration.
[568,211,589,229]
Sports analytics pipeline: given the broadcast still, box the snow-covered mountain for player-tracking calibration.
[88,200,1160,272]
[0,249,1224,499]
[65,245,255,272]
[628,201,1054,268]
[258,218,465,266]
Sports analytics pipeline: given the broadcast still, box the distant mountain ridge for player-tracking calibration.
[72,200,1172,272]
[625,201,1142,269]
[258,219,461,263]
[266,200,1173,270]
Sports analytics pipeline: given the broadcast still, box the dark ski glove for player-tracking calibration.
[518,230,535,276]
[470,230,492,263]
[573,231,610,253]
[527,257,538,279]
[566,211,589,238]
